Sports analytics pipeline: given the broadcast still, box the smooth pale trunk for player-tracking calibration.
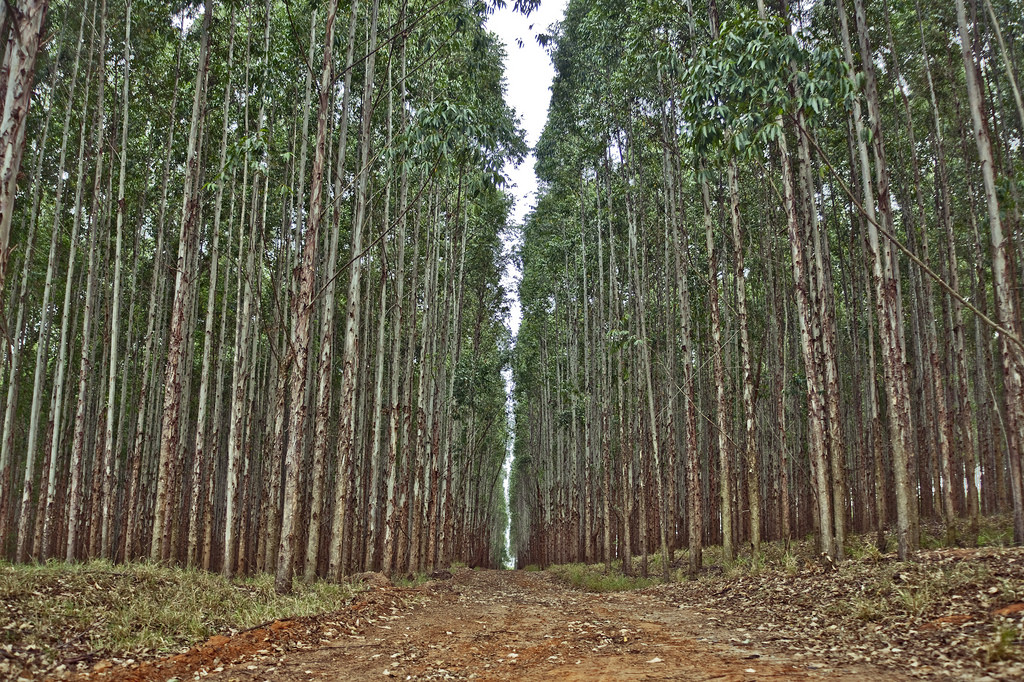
[152,0,212,562]
[701,175,733,560]
[305,0,359,581]
[381,27,408,576]
[916,2,981,535]
[849,0,915,558]
[188,9,235,566]
[99,0,131,558]
[67,0,108,561]
[778,131,834,560]
[331,0,380,579]
[727,162,760,557]
[224,3,271,576]
[620,136,670,580]
[6,21,63,558]
[365,229,390,570]
[794,107,846,559]
[955,0,1024,543]
[880,2,956,543]
[122,40,181,560]
[274,0,338,594]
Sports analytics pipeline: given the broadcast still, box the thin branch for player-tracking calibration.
[794,117,1024,355]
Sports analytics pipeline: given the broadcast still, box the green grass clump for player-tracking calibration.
[976,515,1014,546]
[895,585,930,617]
[781,552,801,576]
[845,537,883,562]
[983,625,1022,663]
[547,563,657,592]
[392,572,431,587]
[0,559,353,662]
[851,596,885,622]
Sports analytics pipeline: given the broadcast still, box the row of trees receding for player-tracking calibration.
[0,0,531,591]
[511,0,1024,577]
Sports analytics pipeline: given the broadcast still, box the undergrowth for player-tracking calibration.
[392,572,431,587]
[0,559,353,669]
[546,562,657,592]
[544,514,1017,595]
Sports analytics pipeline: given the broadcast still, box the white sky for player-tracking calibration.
[487,0,568,337]
[487,0,567,568]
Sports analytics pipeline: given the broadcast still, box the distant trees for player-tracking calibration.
[512,0,1024,571]
[7,0,1022,584]
[0,0,526,588]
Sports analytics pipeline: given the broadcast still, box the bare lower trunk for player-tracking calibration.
[275,0,338,594]
[727,162,760,558]
[331,0,380,580]
[152,0,212,562]
[956,0,1024,543]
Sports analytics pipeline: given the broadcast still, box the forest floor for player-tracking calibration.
[71,568,880,682]
[3,526,1024,681]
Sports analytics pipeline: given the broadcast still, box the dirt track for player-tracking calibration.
[96,568,897,681]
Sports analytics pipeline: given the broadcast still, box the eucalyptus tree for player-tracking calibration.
[152,0,213,563]
[0,0,528,578]
[275,0,338,595]
[954,0,1024,543]
[0,0,49,296]
[512,0,1024,572]
[7,0,1023,583]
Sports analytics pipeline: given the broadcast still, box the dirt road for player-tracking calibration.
[117,568,890,681]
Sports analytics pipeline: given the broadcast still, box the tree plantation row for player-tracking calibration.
[0,0,533,592]
[510,0,1024,578]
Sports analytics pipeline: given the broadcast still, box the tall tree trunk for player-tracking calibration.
[955,0,1024,543]
[307,0,360,581]
[331,0,380,580]
[152,0,212,562]
[381,14,409,576]
[778,130,834,559]
[99,0,131,558]
[7,12,70,559]
[66,0,108,561]
[188,8,235,567]
[702,173,733,561]
[0,0,48,295]
[846,0,916,558]
[726,162,760,558]
[275,0,338,594]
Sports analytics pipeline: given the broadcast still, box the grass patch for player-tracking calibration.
[845,536,884,563]
[392,572,431,588]
[547,562,657,592]
[978,516,1015,546]
[895,585,930,617]
[0,559,354,674]
[781,552,800,576]
[851,595,885,622]
[983,624,1023,663]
